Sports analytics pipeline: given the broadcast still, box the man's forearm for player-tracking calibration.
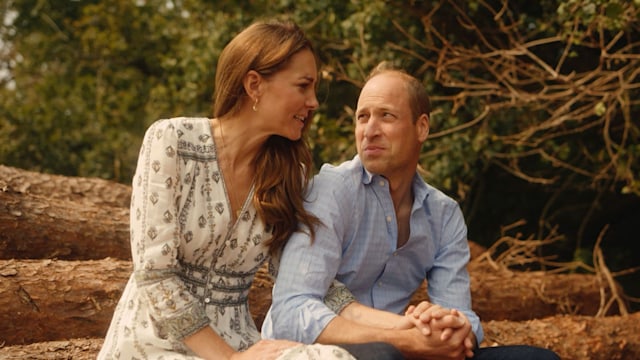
[315,315,453,359]
[338,302,410,330]
[315,315,415,352]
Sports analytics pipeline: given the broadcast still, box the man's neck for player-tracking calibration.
[388,176,414,249]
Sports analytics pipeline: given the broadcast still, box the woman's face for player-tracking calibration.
[257,49,319,141]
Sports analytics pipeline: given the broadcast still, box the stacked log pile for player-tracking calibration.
[1,165,638,359]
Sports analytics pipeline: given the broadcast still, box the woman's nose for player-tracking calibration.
[307,93,319,110]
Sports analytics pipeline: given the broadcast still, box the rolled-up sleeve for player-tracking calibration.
[262,171,354,343]
[426,201,483,343]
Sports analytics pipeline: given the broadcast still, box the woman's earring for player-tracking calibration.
[252,98,259,112]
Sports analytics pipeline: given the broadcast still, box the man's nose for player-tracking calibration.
[363,117,381,138]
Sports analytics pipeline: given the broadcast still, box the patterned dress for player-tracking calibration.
[98,117,353,360]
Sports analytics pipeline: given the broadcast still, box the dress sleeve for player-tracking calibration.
[324,279,356,314]
[130,119,210,341]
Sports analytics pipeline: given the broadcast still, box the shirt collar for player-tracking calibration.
[355,155,430,204]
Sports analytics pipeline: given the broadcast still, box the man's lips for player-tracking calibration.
[362,145,385,155]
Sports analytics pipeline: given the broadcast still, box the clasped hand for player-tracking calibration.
[402,302,475,360]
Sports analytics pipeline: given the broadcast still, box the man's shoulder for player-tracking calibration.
[316,156,362,182]
[420,178,461,210]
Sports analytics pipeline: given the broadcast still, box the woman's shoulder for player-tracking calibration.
[144,117,211,142]
[148,117,210,132]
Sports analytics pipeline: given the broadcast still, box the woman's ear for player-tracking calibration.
[243,70,263,100]
[417,114,430,142]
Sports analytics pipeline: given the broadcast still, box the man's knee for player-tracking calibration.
[473,345,560,360]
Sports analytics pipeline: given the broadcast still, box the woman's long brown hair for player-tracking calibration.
[213,19,319,254]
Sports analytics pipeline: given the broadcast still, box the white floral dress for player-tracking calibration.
[98,117,353,360]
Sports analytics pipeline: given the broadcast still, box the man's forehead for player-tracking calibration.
[356,101,396,112]
[357,90,408,112]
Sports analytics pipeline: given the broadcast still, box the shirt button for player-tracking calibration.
[204,297,211,304]
[379,180,385,187]
[386,216,392,222]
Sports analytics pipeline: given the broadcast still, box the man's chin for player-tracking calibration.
[361,159,386,175]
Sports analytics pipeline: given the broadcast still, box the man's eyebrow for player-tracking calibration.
[377,105,395,112]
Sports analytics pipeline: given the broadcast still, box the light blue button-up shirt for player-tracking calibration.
[262,155,483,344]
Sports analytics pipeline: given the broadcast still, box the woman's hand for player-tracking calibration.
[230,339,301,360]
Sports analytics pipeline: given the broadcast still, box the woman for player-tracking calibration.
[98,19,363,360]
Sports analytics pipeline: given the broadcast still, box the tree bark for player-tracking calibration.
[482,312,640,360]
[407,269,610,320]
[0,259,130,345]
[0,258,609,346]
[467,266,620,321]
[0,165,131,208]
[2,313,639,360]
[0,189,130,260]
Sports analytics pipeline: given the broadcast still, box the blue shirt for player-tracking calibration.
[262,155,483,344]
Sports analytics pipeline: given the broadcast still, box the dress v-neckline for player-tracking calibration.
[209,119,255,230]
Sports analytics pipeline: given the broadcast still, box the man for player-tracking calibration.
[263,64,559,360]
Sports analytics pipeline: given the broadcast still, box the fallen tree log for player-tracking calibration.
[0,259,129,346]
[2,313,639,360]
[408,268,614,322]
[0,258,608,345]
[0,189,130,260]
[468,266,620,321]
[482,312,640,360]
[0,164,131,208]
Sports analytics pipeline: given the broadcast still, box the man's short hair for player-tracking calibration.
[366,62,432,122]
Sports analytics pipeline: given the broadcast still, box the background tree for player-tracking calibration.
[1,0,638,307]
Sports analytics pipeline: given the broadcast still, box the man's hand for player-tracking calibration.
[396,325,470,360]
[405,302,475,358]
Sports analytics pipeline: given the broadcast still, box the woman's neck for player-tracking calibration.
[213,116,265,167]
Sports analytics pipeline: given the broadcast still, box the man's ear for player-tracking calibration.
[417,114,430,142]
[243,70,263,100]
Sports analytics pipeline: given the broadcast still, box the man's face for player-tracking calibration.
[355,73,428,180]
